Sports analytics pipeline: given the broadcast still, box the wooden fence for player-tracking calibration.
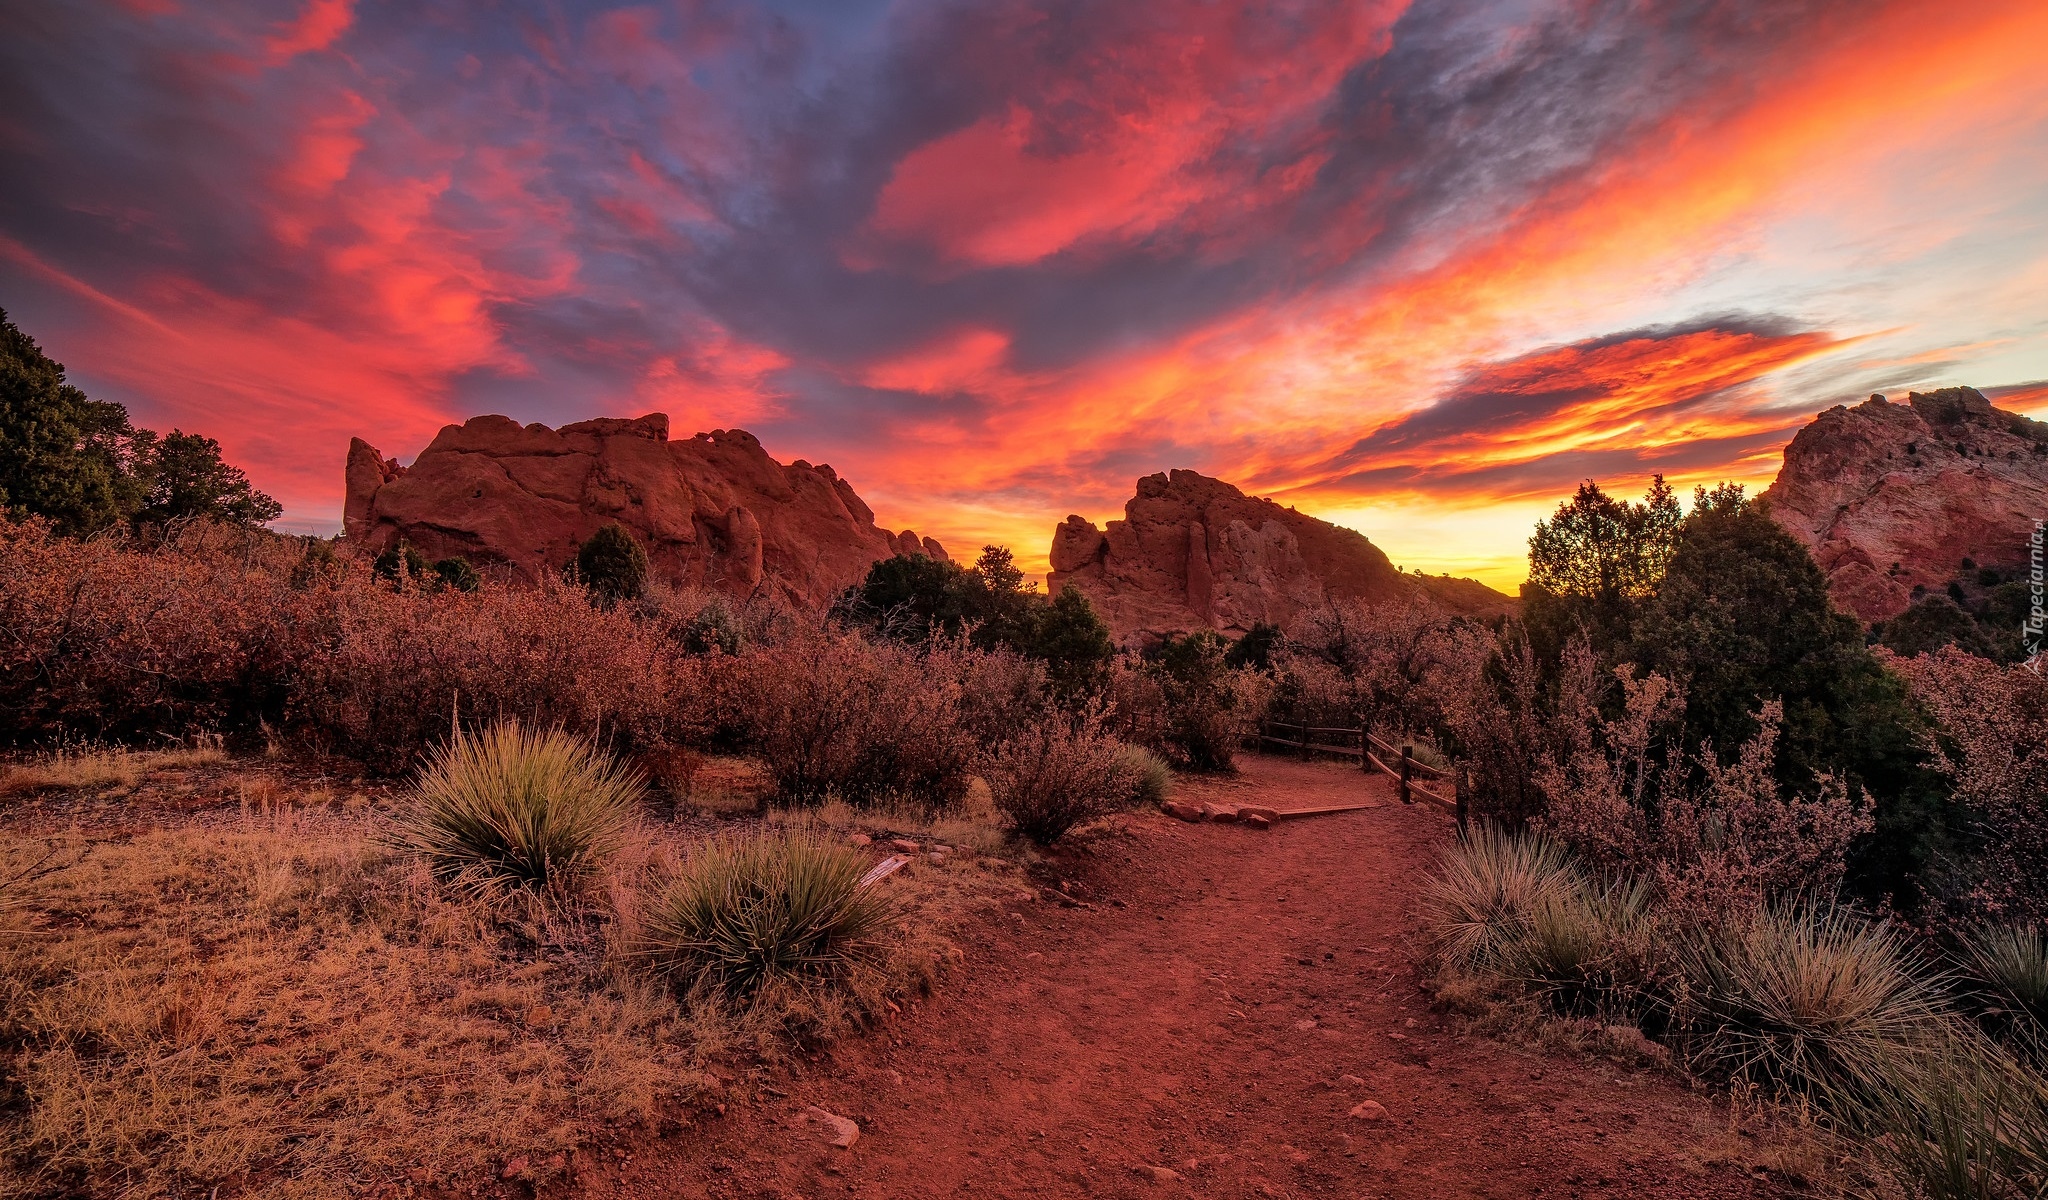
[1258,720,1467,827]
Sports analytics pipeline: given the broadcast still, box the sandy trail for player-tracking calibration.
[587,755,1775,1200]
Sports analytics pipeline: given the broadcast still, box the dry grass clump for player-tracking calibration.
[0,811,699,1198]
[635,829,895,1003]
[393,722,640,897]
[0,740,227,795]
[1420,823,1583,975]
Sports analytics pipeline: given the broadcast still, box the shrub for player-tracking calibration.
[1131,631,1260,771]
[0,518,714,763]
[981,716,1126,845]
[394,722,640,897]
[1673,905,1949,1103]
[741,627,979,812]
[575,522,648,608]
[1887,647,2048,925]
[1111,744,1172,809]
[1419,824,1582,975]
[636,829,893,1000]
[373,541,432,587]
[432,556,479,593]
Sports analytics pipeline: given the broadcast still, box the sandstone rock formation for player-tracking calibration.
[1047,469,1512,644]
[1763,388,2048,621]
[343,413,943,607]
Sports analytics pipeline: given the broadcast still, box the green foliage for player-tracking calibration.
[1883,595,1996,659]
[432,556,480,593]
[679,596,744,655]
[0,308,143,534]
[288,538,341,589]
[1627,489,1942,905]
[1,310,279,534]
[373,541,432,587]
[129,429,282,528]
[1145,630,1243,771]
[577,523,648,608]
[847,546,1115,700]
[1224,622,1283,671]
[855,552,974,638]
[1023,586,1116,699]
[1523,476,1683,657]
[394,722,641,897]
[636,828,894,1000]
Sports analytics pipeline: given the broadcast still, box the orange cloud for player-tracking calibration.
[859,327,1013,394]
[861,1,1397,268]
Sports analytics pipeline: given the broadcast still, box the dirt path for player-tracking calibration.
[589,756,1778,1200]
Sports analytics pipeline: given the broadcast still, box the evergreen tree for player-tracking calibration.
[1627,487,1943,905]
[577,523,648,608]
[0,308,141,533]
[131,429,283,527]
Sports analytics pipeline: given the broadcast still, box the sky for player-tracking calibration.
[3,0,2046,590]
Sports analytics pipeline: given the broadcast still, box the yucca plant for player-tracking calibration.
[1675,904,1951,1103]
[1855,1025,2048,1200]
[1111,744,1173,809]
[1420,823,1583,975]
[395,722,640,896]
[1516,875,1654,1015]
[636,829,894,1000]
[1963,924,2048,1037]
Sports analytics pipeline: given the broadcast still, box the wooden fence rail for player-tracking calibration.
[1258,719,1467,828]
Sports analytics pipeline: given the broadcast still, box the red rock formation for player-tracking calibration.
[1048,469,1512,644]
[343,413,943,607]
[1763,388,2048,621]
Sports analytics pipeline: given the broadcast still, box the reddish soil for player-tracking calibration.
[584,755,1782,1200]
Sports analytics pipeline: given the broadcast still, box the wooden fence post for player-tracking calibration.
[1398,745,1414,805]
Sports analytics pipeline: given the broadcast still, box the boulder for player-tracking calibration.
[1763,388,2048,621]
[342,414,945,608]
[1047,470,1511,645]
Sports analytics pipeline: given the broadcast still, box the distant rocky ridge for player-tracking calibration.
[1763,387,2048,622]
[344,413,944,607]
[1047,469,1513,645]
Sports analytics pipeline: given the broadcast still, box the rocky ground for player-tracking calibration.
[580,756,1817,1200]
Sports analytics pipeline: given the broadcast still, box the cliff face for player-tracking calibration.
[1762,388,2048,621]
[343,413,944,607]
[1047,469,1512,644]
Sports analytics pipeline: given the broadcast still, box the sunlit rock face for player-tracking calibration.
[1048,469,1511,646]
[343,413,943,607]
[1763,388,2048,622]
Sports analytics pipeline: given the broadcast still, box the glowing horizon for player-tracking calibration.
[4,0,2046,589]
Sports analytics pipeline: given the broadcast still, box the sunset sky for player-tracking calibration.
[4,0,2046,589]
